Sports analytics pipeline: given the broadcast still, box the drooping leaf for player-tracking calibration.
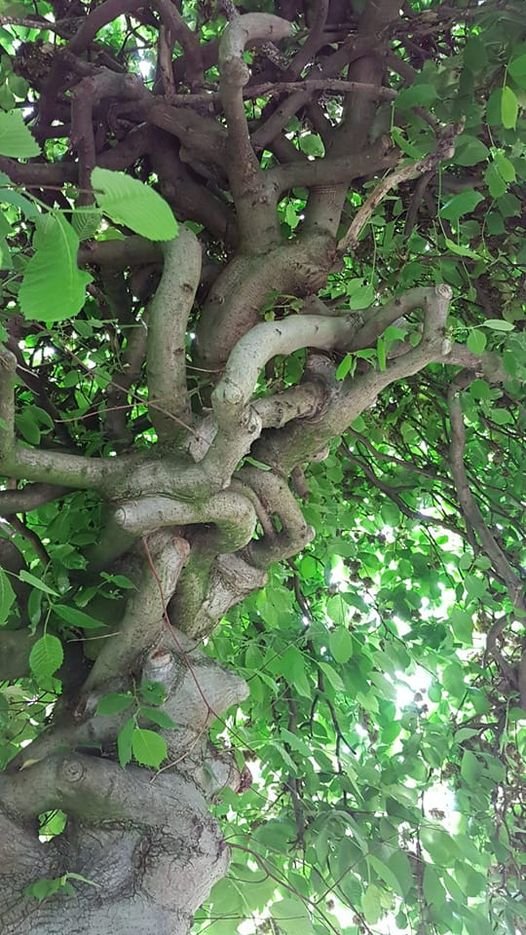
[19,212,92,322]
[501,86,518,129]
[0,110,40,158]
[91,168,178,241]
[0,566,15,625]
[29,634,64,679]
[329,626,353,664]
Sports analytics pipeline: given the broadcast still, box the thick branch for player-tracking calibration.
[114,490,257,551]
[219,13,293,250]
[84,532,189,692]
[0,482,69,515]
[147,229,202,440]
[253,285,452,474]
[238,467,314,567]
[212,313,358,430]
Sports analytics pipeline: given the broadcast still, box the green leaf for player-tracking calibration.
[461,749,481,786]
[131,727,167,768]
[335,353,354,380]
[329,626,353,664]
[480,319,514,331]
[0,566,15,625]
[494,152,516,183]
[440,190,484,223]
[71,207,102,241]
[318,661,345,692]
[29,634,64,679]
[454,133,489,166]
[349,284,375,310]
[54,604,106,629]
[139,681,168,706]
[270,897,314,935]
[140,706,177,729]
[19,212,92,322]
[18,570,59,596]
[97,692,134,716]
[0,110,40,158]
[509,53,526,81]
[117,717,135,768]
[485,162,507,199]
[388,849,414,897]
[501,86,518,129]
[444,237,481,259]
[395,83,437,110]
[298,133,324,157]
[466,330,487,354]
[368,854,404,897]
[423,865,446,906]
[91,168,178,241]
[362,883,382,924]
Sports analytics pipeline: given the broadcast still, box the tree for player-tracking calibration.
[0,0,525,932]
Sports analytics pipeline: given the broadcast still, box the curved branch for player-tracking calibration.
[146,229,202,440]
[238,467,314,567]
[84,532,189,692]
[253,285,453,474]
[114,490,257,551]
[212,313,358,430]
[219,12,293,249]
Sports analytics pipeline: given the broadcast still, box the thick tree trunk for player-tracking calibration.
[0,626,248,935]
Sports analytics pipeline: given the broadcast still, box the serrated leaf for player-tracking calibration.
[97,692,134,716]
[0,566,15,625]
[131,727,167,768]
[19,212,92,322]
[0,110,40,158]
[71,207,102,241]
[19,570,59,596]
[501,86,518,129]
[329,626,353,664]
[92,168,178,241]
[117,716,135,768]
[467,329,487,354]
[140,706,177,729]
[54,604,106,629]
[29,634,63,679]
